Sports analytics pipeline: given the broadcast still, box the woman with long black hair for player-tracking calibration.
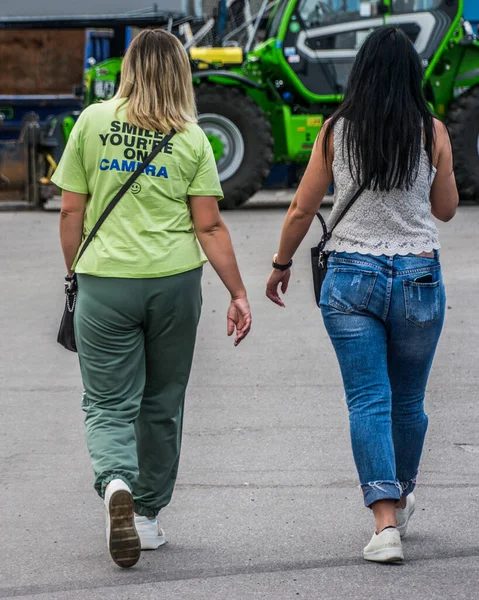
[266,27,458,563]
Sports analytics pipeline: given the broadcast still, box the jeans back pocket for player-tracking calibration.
[403,280,441,327]
[328,269,378,313]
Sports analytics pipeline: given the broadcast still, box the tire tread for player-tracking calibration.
[196,84,274,209]
[446,86,479,202]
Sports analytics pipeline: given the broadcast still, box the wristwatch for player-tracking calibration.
[272,254,293,271]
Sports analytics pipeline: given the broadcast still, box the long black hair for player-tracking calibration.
[323,27,434,191]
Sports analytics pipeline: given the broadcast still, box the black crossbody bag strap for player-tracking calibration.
[316,182,367,250]
[75,128,176,267]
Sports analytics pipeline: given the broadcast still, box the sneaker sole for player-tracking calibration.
[364,548,404,563]
[398,504,416,538]
[108,490,141,568]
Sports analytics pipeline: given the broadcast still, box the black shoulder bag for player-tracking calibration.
[57,129,176,352]
[311,183,366,305]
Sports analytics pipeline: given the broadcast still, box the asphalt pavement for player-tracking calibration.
[0,193,478,599]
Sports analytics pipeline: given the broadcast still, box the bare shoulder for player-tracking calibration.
[321,118,335,138]
[317,118,335,163]
[316,118,334,149]
[431,118,450,165]
[433,118,450,145]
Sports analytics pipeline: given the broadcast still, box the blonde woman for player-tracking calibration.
[52,30,251,568]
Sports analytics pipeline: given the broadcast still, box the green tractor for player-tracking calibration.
[85,0,479,208]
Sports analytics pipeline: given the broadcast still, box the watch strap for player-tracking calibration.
[272,258,293,271]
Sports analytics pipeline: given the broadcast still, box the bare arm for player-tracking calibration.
[430,119,459,222]
[266,124,334,306]
[59,190,87,275]
[190,195,251,345]
[275,130,333,265]
[190,196,247,298]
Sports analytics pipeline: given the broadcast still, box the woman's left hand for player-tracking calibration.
[266,268,291,307]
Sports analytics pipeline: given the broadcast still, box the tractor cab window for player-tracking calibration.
[391,0,442,14]
[282,1,384,96]
[299,0,335,27]
[298,0,362,28]
[387,0,457,63]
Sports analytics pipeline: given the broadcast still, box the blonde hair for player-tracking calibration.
[113,29,197,133]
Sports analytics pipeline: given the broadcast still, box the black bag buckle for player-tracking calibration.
[318,251,327,269]
[64,273,78,294]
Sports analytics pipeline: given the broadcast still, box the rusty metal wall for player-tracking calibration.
[0,30,85,95]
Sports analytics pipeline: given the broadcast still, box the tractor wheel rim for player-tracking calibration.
[198,113,245,181]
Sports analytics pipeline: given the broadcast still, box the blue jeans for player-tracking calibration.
[320,252,445,507]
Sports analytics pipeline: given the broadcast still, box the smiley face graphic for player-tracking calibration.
[130,182,142,194]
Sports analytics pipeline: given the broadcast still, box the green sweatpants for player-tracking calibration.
[74,268,202,517]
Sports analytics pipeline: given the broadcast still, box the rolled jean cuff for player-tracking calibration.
[398,476,417,498]
[361,480,402,507]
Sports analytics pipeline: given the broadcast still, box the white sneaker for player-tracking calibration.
[134,515,166,550]
[396,493,416,538]
[104,479,141,568]
[363,527,404,563]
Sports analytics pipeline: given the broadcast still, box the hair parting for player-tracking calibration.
[112,28,197,134]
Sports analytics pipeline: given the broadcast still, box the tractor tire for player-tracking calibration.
[196,84,274,209]
[446,86,479,202]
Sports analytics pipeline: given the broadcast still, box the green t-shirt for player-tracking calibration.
[52,98,223,278]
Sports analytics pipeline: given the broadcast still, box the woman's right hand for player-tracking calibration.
[227,296,252,346]
[190,196,251,346]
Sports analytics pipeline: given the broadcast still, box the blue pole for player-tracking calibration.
[125,26,133,51]
[84,30,93,69]
[217,0,228,36]
[464,0,479,33]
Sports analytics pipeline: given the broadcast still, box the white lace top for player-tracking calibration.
[325,119,440,256]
